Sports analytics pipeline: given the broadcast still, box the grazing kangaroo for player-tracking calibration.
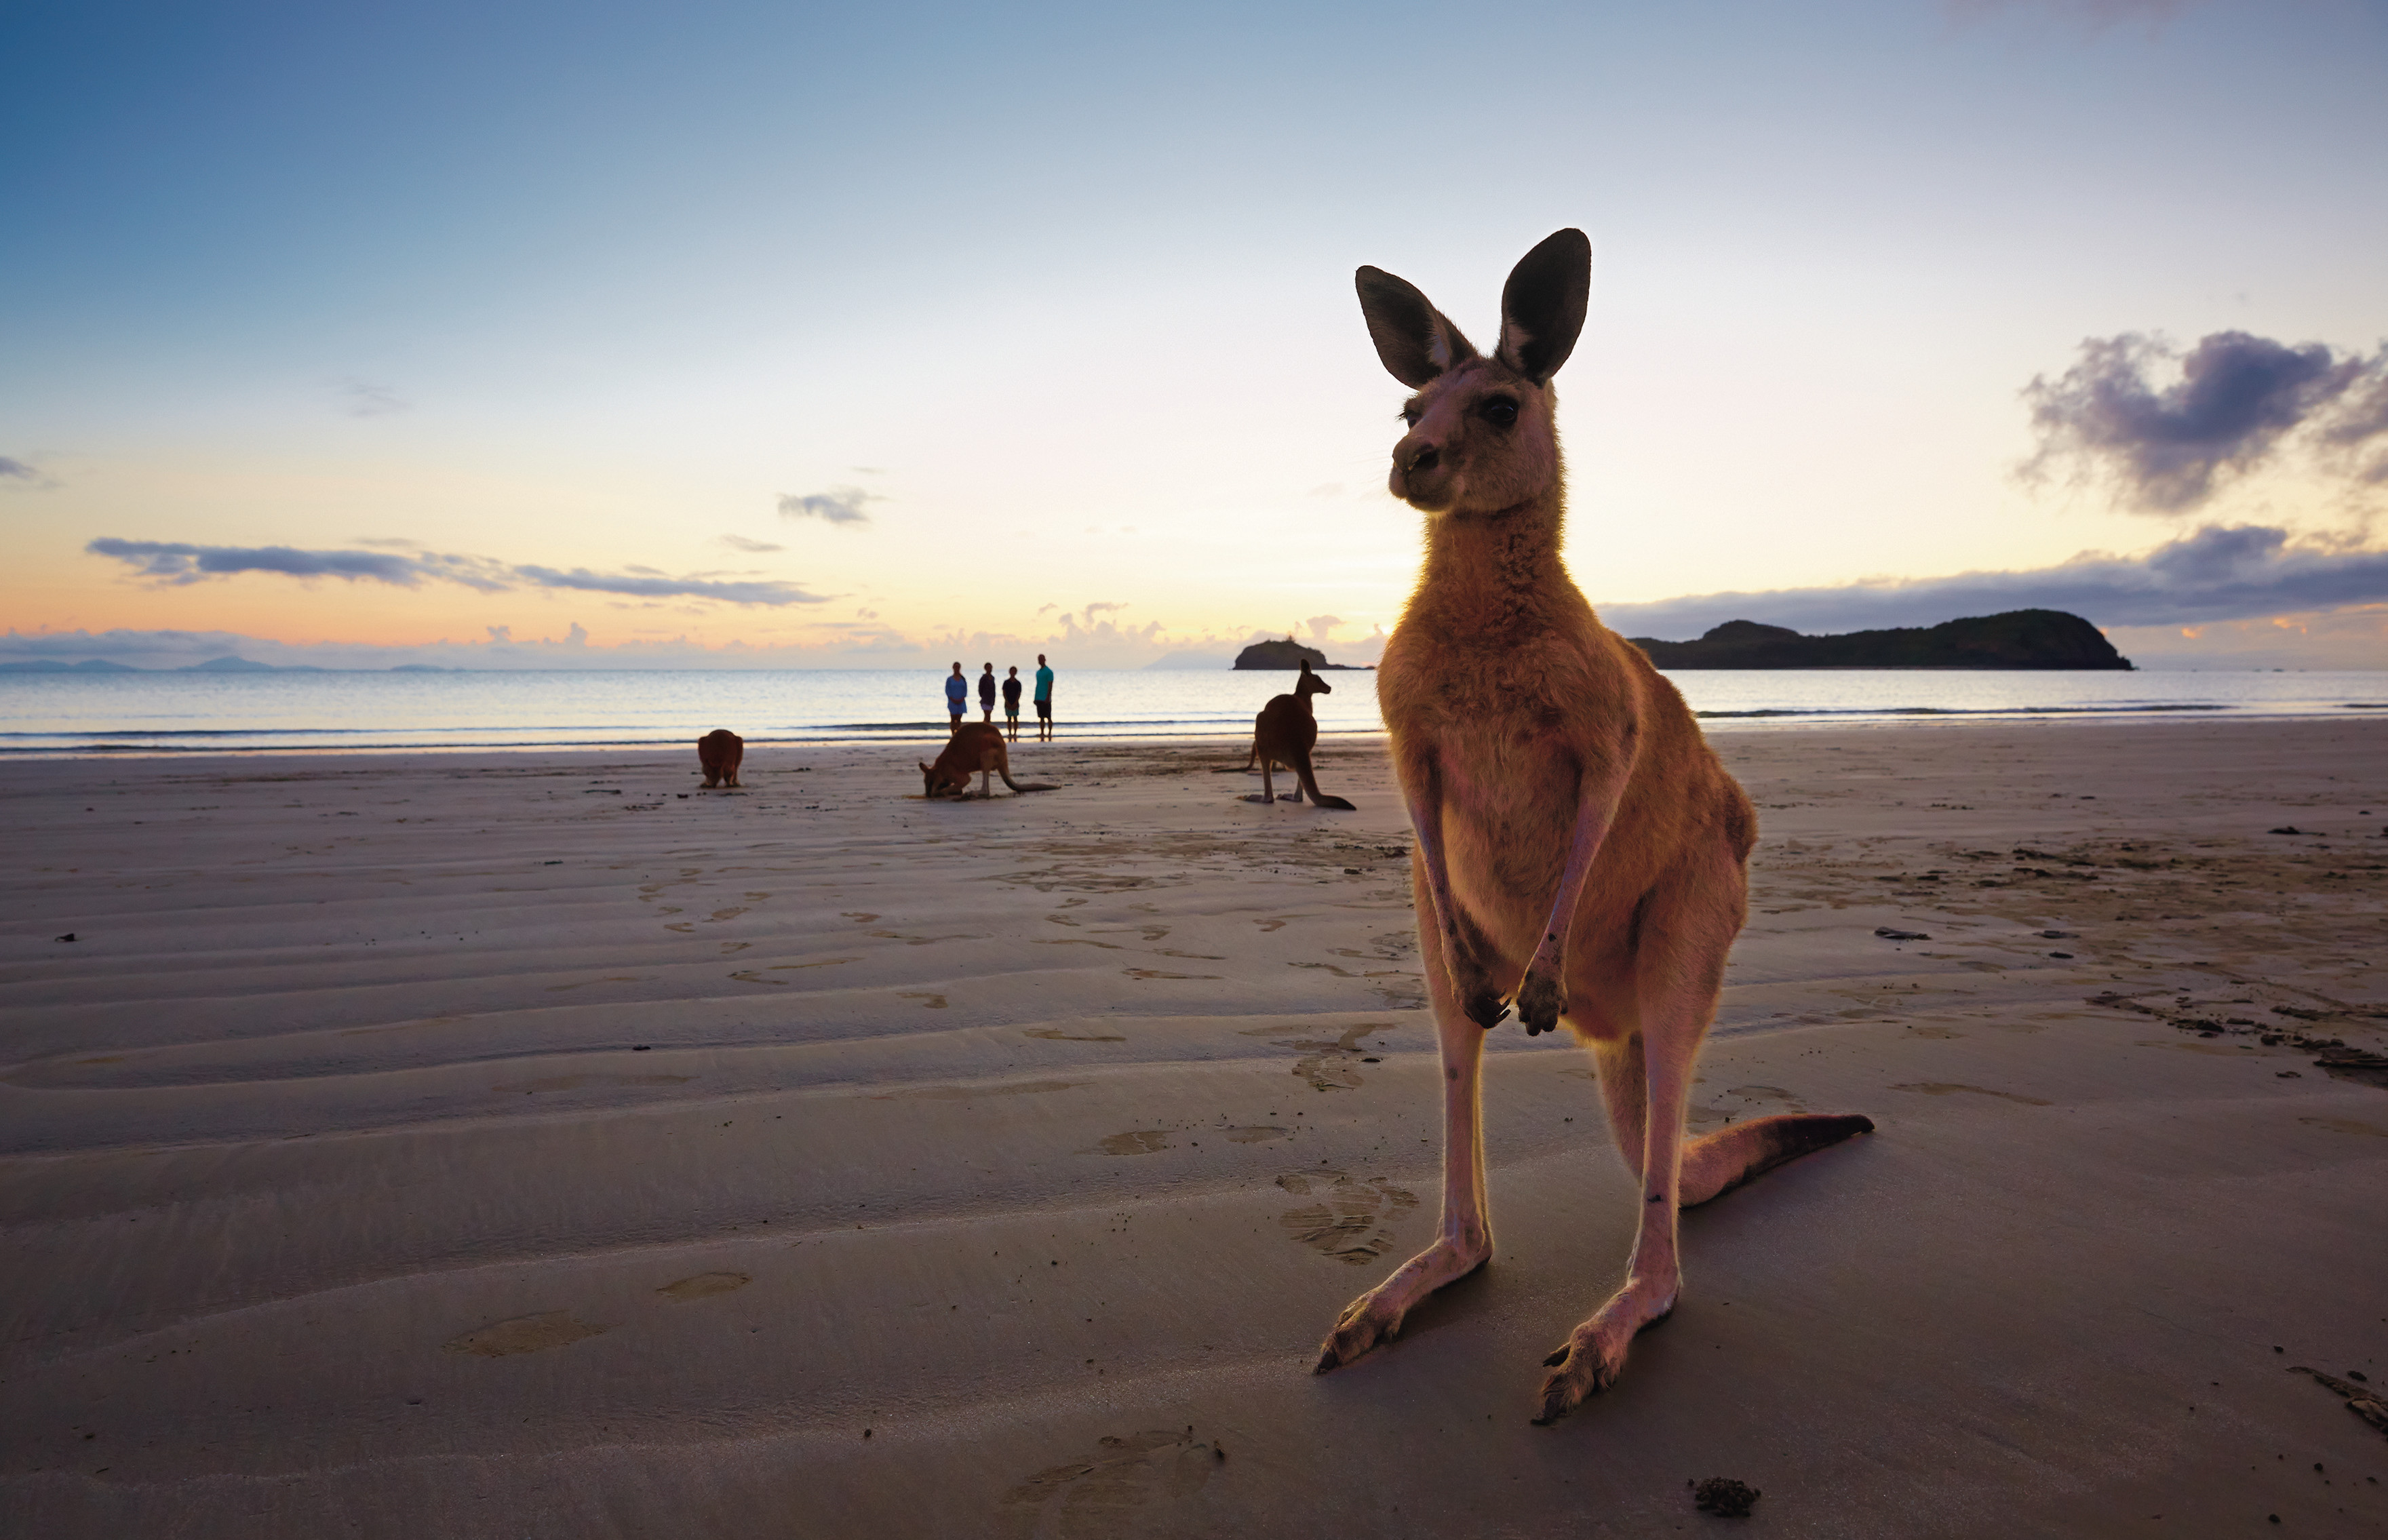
[919,723,1059,799]
[1241,660,1356,810]
[697,729,743,788]
[1314,230,1873,1423]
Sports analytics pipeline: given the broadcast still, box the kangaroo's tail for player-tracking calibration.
[1679,1112,1873,1208]
[1293,758,1355,812]
[998,772,1061,793]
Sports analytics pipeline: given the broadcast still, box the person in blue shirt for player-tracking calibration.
[944,662,967,735]
[1033,654,1055,741]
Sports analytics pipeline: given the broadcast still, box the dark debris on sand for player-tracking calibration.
[1691,1477,1762,1518]
[2290,1366,2388,1438]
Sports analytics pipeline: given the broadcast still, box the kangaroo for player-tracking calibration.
[697,729,743,788]
[1240,660,1356,810]
[1313,230,1873,1423]
[919,723,1059,799]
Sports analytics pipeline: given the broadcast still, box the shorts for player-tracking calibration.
[1034,700,1051,719]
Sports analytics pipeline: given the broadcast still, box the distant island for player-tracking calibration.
[0,656,420,674]
[1232,637,1369,671]
[1626,609,2132,671]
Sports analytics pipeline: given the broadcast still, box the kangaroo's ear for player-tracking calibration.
[1356,266,1478,387]
[1496,229,1590,385]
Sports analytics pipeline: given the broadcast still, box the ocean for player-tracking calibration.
[1,667,2383,757]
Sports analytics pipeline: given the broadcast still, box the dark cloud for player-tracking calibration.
[1603,524,2388,638]
[777,486,878,524]
[84,538,828,606]
[2022,331,2388,511]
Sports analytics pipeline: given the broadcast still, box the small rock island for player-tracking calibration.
[1627,609,2132,670]
[1232,637,1367,670]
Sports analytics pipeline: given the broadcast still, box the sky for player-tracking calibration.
[3,0,2386,671]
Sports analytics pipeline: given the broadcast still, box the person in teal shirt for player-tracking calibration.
[1033,654,1055,742]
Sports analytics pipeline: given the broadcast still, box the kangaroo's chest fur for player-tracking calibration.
[1380,570,1744,967]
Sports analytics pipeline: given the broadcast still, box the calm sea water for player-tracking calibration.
[1,669,2383,756]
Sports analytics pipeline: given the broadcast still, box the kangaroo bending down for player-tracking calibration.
[919,723,1059,799]
[1240,660,1356,810]
[1314,230,1873,1423]
[697,729,743,788]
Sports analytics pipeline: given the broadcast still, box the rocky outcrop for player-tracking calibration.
[1233,637,1364,670]
[1626,610,2132,670]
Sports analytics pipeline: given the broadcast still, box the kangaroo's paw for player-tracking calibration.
[1239,793,1273,804]
[1513,966,1566,1037]
[1532,1283,1675,1425]
[1314,1239,1487,1373]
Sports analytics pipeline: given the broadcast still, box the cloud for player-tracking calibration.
[718,534,784,553]
[84,538,829,606]
[1303,614,1344,643]
[1600,524,2388,637]
[2022,331,2388,511]
[336,379,410,417]
[777,486,878,525]
[1,455,58,489]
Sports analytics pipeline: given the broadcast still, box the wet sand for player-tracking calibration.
[2,719,2384,1537]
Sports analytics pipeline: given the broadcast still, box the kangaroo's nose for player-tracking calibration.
[1400,441,1440,473]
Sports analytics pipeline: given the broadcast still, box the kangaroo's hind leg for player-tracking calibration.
[1315,886,1493,1370]
[1535,848,1737,1423]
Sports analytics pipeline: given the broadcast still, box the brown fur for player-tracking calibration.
[697,729,743,788]
[1314,230,1873,1423]
[918,723,1059,799]
[1240,660,1356,810]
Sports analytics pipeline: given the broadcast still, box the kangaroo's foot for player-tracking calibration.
[1314,1235,1490,1373]
[1533,1275,1677,1424]
[1240,792,1275,804]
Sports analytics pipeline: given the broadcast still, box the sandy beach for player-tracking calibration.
[3,718,2383,1537]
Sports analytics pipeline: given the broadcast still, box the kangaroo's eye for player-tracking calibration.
[1401,403,1423,427]
[1481,397,1518,428]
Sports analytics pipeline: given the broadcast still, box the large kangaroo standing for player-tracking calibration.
[1313,230,1873,1423]
[1242,660,1356,810]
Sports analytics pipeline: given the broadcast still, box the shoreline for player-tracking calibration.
[9,698,2388,759]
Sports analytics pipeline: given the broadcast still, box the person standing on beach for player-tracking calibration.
[978,663,998,723]
[1034,654,1055,741]
[1002,666,1023,741]
[945,662,967,735]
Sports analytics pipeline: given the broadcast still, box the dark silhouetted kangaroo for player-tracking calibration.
[1240,660,1355,810]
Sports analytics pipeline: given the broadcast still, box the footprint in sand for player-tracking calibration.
[1246,1022,1394,1091]
[1124,967,1221,981]
[445,1311,610,1357]
[995,1428,1219,1540]
[656,1271,751,1301]
[899,991,950,1008]
[1095,1130,1175,1155]
[1026,1027,1127,1043]
[1276,1169,1417,1265]
[1892,1082,2052,1107]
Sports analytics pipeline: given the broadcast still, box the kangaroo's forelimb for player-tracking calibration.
[1401,759,1508,1031]
[1513,779,1618,1035]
